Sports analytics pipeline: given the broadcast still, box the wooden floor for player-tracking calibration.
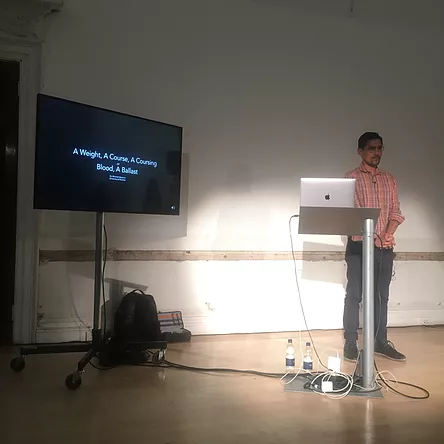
[1,326,443,444]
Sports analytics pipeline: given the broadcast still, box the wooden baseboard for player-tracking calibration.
[39,249,444,263]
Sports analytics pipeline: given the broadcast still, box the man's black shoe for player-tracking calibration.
[375,340,406,362]
[343,340,359,362]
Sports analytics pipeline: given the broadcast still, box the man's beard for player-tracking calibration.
[367,157,380,166]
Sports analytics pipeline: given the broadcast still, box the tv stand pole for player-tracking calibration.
[92,211,104,347]
[362,218,375,390]
[64,212,105,389]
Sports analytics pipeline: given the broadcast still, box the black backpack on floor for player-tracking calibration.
[113,290,162,342]
[102,290,162,366]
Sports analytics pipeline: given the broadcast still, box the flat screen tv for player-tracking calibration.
[33,94,183,215]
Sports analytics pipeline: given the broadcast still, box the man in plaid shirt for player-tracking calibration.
[343,132,406,362]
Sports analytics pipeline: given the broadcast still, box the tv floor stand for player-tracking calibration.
[10,212,167,390]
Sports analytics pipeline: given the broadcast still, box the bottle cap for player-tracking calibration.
[288,339,293,343]
[306,342,311,346]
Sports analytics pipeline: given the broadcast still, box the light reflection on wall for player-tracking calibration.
[193,259,346,334]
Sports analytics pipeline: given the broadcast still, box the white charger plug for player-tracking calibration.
[321,380,334,393]
[328,355,341,373]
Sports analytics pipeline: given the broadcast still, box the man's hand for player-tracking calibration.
[375,232,395,249]
[382,232,395,248]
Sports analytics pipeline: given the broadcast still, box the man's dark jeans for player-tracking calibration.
[343,238,394,345]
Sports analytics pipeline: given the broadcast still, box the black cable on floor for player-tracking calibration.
[374,361,430,400]
[91,351,323,380]
[157,359,288,378]
[161,360,381,396]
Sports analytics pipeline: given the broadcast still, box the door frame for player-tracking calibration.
[0,58,20,345]
[0,40,41,344]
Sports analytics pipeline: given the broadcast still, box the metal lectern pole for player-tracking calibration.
[362,218,375,389]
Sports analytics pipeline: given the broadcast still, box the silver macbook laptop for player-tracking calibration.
[300,178,356,208]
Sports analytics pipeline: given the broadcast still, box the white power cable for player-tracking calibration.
[376,370,399,392]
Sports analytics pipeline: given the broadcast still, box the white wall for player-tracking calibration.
[35,0,444,341]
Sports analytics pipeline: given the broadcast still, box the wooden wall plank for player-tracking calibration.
[39,250,444,263]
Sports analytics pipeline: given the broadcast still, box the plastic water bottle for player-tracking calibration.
[285,339,296,371]
[303,341,313,371]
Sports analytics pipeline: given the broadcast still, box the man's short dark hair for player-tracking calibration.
[358,132,383,149]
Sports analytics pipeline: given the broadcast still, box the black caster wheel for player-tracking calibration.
[10,357,25,373]
[152,350,165,365]
[65,372,82,390]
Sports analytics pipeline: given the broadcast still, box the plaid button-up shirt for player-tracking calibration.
[346,162,405,242]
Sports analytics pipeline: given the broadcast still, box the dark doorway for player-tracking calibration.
[0,60,20,345]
